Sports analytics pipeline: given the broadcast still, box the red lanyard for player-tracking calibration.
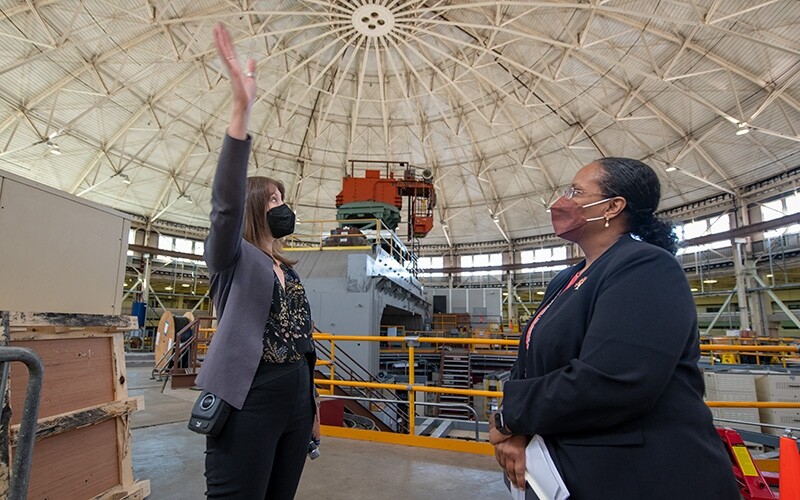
[525,270,585,349]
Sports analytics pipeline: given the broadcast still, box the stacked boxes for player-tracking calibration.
[703,371,761,433]
[754,373,800,436]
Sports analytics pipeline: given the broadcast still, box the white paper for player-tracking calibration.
[507,435,570,500]
[508,481,526,500]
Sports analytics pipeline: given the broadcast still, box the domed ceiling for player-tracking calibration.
[1,0,799,248]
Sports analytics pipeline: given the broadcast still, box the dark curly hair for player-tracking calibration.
[595,157,678,255]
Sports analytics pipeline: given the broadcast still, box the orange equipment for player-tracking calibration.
[781,434,800,500]
[335,161,436,238]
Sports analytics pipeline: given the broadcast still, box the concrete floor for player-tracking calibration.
[128,365,509,499]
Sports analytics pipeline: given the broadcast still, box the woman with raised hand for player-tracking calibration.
[196,23,320,499]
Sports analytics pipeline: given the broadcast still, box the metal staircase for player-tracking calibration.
[314,337,411,433]
[437,350,473,419]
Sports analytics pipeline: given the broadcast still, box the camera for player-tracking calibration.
[307,439,320,460]
[188,391,231,437]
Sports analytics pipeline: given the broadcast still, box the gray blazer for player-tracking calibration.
[195,134,277,410]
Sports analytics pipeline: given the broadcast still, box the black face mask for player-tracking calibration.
[267,204,295,238]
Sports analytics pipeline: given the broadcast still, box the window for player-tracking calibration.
[127,229,137,256]
[174,237,192,254]
[519,246,568,273]
[676,215,731,255]
[156,235,204,262]
[461,253,502,276]
[762,194,800,239]
[418,256,444,278]
[157,235,175,251]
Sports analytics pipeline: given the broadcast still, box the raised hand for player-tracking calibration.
[213,23,256,139]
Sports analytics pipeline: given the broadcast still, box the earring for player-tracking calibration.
[604,215,610,228]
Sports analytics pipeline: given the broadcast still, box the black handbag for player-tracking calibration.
[188,391,231,437]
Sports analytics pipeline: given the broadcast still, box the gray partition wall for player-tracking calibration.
[0,169,130,315]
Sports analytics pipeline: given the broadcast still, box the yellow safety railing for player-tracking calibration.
[191,329,800,454]
[282,217,415,267]
[283,217,378,251]
[315,335,800,454]
[313,334,512,454]
[377,331,518,354]
[700,343,800,367]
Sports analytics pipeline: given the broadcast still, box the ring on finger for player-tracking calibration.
[245,71,256,78]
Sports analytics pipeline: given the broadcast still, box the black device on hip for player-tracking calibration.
[188,391,231,437]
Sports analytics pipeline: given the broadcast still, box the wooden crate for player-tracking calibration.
[0,311,150,499]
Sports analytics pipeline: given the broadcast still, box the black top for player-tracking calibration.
[262,264,313,364]
[502,234,738,499]
[250,264,314,388]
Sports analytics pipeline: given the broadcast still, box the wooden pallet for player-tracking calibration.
[0,311,150,500]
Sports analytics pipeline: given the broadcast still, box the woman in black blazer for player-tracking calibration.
[489,158,738,499]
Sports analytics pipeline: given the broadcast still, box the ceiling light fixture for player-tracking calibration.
[183,194,193,204]
[702,279,718,284]
[665,164,677,172]
[119,173,131,185]
[164,285,173,291]
[46,140,61,155]
[736,122,751,135]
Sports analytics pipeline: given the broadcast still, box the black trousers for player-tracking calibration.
[205,362,314,499]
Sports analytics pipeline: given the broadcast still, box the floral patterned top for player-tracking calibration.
[262,263,313,364]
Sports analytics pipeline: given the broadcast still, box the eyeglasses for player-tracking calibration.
[563,186,605,199]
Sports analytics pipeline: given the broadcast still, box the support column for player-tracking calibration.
[142,255,151,307]
[141,221,152,309]
[506,273,517,332]
[732,201,751,332]
[744,206,773,337]
[504,247,518,332]
[732,238,750,331]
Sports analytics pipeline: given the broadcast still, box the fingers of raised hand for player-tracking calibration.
[240,59,254,79]
[214,24,238,69]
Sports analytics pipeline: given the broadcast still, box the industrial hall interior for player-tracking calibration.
[4,0,800,499]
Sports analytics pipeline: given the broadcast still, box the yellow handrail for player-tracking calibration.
[700,345,799,352]
[700,343,800,367]
[313,378,503,398]
[192,328,800,454]
[705,401,800,408]
[314,333,517,346]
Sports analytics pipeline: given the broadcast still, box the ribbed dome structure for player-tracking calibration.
[1,1,799,248]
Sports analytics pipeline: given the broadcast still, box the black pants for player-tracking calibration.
[205,362,314,499]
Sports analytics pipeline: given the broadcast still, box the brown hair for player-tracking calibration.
[243,176,296,266]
